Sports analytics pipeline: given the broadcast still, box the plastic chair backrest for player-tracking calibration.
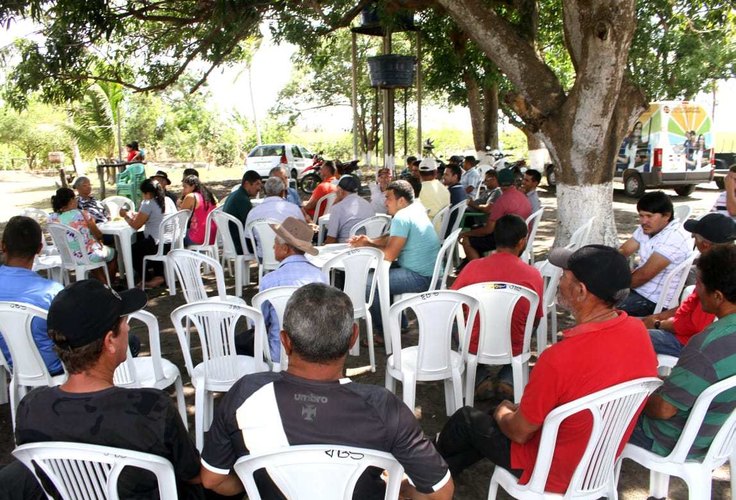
[0,302,60,388]
[348,214,392,238]
[388,291,478,376]
[21,208,50,223]
[154,210,190,255]
[566,217,597,251]
[47,223,95,267]
[168,249,228,303]
[524,378,662,497]
[429,228,462,291]
[535,260,564,315]
[170,300,268,381]
[663,373,736,467]
[117,163,146,182]
[13,441,178,500]
[437,200,467,240]
[101,196,135,216]
[673,204,692,224]
[653,252,696,313]
[521,208,545,263]
[246,218,280,269]
[314,192,337,223]
[321,248,383,316]
[459,282,539,364]
[251,286,301,367]
[113,310,166,387]
[212,210,247,258]
[233,444,404,500]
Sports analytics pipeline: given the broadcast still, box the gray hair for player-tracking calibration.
[283,283,354,362]
[269,165,286,177]
[264,176,285,196]
[72,176,90,189]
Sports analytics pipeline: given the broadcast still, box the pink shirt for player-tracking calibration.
[489,187,532,222]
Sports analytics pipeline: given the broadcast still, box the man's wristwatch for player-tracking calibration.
[654,320,661,329]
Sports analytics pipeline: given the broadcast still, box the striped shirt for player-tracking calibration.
[632,220,691,303]
[642,313,736,458]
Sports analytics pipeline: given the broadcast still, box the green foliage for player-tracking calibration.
[0,100,70,169]
[65,82,124,158]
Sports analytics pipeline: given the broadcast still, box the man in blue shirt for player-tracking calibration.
[0,216,64,375]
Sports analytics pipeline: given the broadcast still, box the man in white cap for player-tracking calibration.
[418,157,450,223]
[324,176,375,244]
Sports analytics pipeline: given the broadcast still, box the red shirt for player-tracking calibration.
[511,312,657,493]
[451,252,543,355]
[489,187,532,222]
[672,291,715,346]
[306,177,337,218]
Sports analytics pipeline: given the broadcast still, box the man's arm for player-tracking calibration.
[324,235,338,244]
[200,467,244,496]
[349,233,390,250]
[462,217,495,238]
[631,252,671,288]
[494,401,541,444]
[643,393,678,420]
[619,238,639,258]
[641,307,678,329]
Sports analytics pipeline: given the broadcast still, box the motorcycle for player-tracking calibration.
[297,152,324,194]
[298,158,362,195]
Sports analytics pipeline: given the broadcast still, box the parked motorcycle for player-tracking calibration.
[297,152,324,193]
[298,157,362,194]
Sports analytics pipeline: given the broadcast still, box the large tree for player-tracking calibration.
[1,0,733,243]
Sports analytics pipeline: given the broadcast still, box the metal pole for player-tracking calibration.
[382,33,394,168]
[416,31,422,156]
[352,32,359,160]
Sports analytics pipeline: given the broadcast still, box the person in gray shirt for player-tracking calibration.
[324,176,376,244]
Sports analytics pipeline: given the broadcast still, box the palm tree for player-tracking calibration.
[65,81,125,159]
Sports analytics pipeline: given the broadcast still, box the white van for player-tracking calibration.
[617,101,714,197]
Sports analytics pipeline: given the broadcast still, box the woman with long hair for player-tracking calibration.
[48,187,116,282]
[120,178,175,289]
[178,174,217,246]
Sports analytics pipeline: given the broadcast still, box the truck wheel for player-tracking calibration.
[674,185,696,197]
[623,172,645,198]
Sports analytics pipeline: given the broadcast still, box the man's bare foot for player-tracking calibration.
[144,276,165,289]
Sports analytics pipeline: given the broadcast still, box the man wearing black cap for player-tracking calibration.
[642,213,736,356]
[460,168,532,261]
[151,169,178,206]
[437,245,657,494]
[8,280,202,499]
[323,175,375,244]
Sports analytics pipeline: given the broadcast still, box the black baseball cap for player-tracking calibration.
[549,244,631,304]
[683,213,736,244]
[48,280,147,349]
[337,176,359,193]
[498,168,515,186]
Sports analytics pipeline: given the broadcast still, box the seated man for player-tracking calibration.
[619,191,690,316]
[246,176,304,256]
[461,156,482,197]
[73,176,108,224]
[442,164,466,208]
[304,160,337,220]
[222,169,262,254]
[521,168,542,214]
[151,170,178,206]
[269,165,302,208]
[4,280,202,499]
[643,213,736,356]
[418,158,450,224]
[468,169,502,214]
[460,168,532,261]
[369,167,391,214]
[711,165,735,220]
[200,283,453,499]
[235,217,327,362]
[350,180,440,340]
[450,214,544,397]
[324,176,375,244]
[437,245,657,493]
[629,245,736,460]
[0,216,64,376]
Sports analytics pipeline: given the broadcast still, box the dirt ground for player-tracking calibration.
[0,169,731,499]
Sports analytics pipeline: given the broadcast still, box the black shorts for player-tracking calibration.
[469,234,496,253]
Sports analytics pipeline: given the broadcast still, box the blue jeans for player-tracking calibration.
[648,329,684,357]
[368,265,432,333]
[618,290,657,317]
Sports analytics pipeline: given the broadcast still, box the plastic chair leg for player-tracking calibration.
[174,376,187,431]
[511,362,525,404]
[649,470,671,498]
[234,258,244,297]
[348,319,360,357]
[384,364,396,393]
[365,313,375,373]
[194,385,206,451]
[0,369,7,405]
[401,372,416,414]
[164,259,176,296]
[465,359,478,407]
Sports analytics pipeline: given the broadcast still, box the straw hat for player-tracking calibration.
[269,217,318,255]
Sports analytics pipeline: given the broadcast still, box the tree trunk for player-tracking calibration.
[466,76,499,154]
[438,0,647,247]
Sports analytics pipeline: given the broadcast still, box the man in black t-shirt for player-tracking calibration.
[200,283,454,500]
[1,280,203,500]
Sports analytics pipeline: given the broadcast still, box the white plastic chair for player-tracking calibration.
[459,282,540,405]
[385,290,479,416]
[0,349,8,405]
[348,214,392,239]
[212,210,255,297]
[533,259,564,354]
[251,285,301,371]
[314,192,337,246]
[246,218,281,281]
[321,247,383,372]
[673,204,692,224]
[0,302,66,431]
[112,310,187,428]
[13,441,178,500]
[233,444,404,500]
[652,252,697,314]
[47,223,111,285]
[565,217,596,251]
[168,249,244,305]
[22,209,64,283]
[101,195,135,215]
[141,209,190,295]
[490,377,662,499]
[187,206,220,263]
[618,374,736,500]
[171,300,269,450]
[520,208,545,264]
[434,200,468,240]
